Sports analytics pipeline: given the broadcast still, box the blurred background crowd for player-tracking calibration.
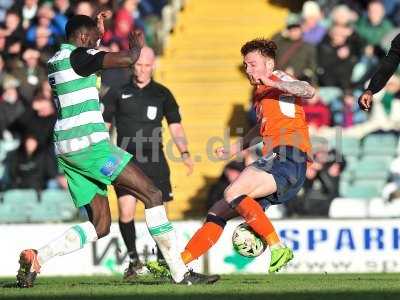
[0,0,173,192]
[0,0,400,222]
[211,0,400,219]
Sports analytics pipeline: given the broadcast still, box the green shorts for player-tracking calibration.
[57,140,132,208]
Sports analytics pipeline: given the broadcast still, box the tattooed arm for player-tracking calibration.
[272,80,315,98]
[259,71,315,98]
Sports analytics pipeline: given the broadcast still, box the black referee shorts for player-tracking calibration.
[115,149,173,202]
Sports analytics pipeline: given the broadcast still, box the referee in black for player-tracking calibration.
[359,33,400,111]
[103,46,194,280]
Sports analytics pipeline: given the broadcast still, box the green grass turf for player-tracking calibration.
[1,274,400,300]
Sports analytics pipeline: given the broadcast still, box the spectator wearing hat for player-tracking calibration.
[272,13,317,83]
[301,1,327,45]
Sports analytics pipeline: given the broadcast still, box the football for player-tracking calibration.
[232,223,267,257]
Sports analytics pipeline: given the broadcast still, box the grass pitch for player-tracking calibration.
[1,274,400,300]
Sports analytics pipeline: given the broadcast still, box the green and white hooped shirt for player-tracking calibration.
[47,43,108,155]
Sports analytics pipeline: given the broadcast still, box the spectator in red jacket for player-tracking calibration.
[303,89,332,131]
[103,8,135,50]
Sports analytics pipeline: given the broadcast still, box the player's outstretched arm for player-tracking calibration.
[358,35,400,111]
[273,80,315,99]
[215,124,261,160]
[102,30,145,69]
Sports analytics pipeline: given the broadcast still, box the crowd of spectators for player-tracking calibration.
[248,0,400,135]
[0,0,399,218]
[242,0,400,217]
[0,0,171,193]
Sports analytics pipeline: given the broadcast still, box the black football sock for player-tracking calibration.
[119,219,139,261]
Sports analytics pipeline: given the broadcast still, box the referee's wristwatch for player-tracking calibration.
[181,151,190,158]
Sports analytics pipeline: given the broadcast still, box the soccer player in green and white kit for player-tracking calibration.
[16,13,219,287]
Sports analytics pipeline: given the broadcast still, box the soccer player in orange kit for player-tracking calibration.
[180,38,315,273]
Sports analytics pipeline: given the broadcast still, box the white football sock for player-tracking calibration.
[145,206,187,283]
[37,221,98,265]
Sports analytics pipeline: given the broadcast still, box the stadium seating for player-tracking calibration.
[352,159,390,180]
[328,132,400,217]
[40,190,77,221]
[0,189,78,223]
[3,189,38,204]
[329,197,369,218]
[368,197,400,218]
[361,133,398,156]
[337,136,361,157]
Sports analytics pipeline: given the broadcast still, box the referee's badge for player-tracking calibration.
[147,106,157,120]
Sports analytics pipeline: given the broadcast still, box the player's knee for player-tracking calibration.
[119,214,134,223]
[146,187,163,208]
[119,206,134,222]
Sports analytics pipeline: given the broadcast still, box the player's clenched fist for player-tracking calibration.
[96,10,112,35]
[358,90,373,111]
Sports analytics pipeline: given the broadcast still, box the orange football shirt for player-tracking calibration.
[253,70,312,159]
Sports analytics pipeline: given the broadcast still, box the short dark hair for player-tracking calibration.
[241,38,277,59]
[65,15,97,40]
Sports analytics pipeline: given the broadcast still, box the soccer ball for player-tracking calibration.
[232,223,267,257]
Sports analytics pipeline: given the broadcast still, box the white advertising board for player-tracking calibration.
[2,219,400,276]
[209,219,400,274]
[0,221,203,277]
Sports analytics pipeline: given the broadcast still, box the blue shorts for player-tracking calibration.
[251,146,307,209]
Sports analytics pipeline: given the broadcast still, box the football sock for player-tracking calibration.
[145,206,187,283]
[37,221,98,266]
[181,214,225,264]
[231,195,281,247]
[118,219,139,261]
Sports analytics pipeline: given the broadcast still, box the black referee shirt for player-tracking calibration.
[103,79,181,151]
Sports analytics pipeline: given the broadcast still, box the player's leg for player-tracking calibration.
[181,200,238,264]
[116,189,145,279]
[224,166,282,245]
[155,178,173,264]
[224,165,292,272]
[17,194,110,288]
[113,162,219,284]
